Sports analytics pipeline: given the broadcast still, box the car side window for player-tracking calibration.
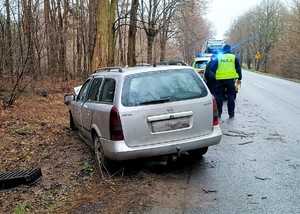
[77,79,91,102]
[87,78,103,102]
[99,78,116,103]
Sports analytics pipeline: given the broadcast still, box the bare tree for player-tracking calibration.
[139,0,161,64]
[255,0,286,72]
[127,0,139,67]
[44,0,56,77]
[92,0,108,69]
[226,0,286,72]
[159,0,177,62]
[116,0,127,66]
[175,1,212,64]
[87,0,99,72]
[268,0,300,79]
[108,0,118,66]
[226,10,257,69]
[23,0,35,75]
[5,0,13,81]
[92,0,117,69]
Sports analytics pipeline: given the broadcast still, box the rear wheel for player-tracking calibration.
[94,136,109,171]
[189,147,208,158]
[94,135,118,177]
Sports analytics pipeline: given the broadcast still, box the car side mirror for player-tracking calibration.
[64,94,75,105]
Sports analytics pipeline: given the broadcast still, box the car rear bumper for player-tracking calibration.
[100,125,222,161]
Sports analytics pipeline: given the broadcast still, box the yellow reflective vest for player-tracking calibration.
[216,54,239,80]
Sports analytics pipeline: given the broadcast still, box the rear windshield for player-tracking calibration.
[121,68,208,107]
[194,60,209,69]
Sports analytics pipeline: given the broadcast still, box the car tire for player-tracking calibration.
[189,147,208,158]
[94,135,118,175]
[69,112,77,131]
[94,135,109,170]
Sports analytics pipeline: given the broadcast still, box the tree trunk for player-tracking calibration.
[147,35,155,64]
[117,16,124,66]
[57,0,63,77]
[44,0,56,78]
[23,0,34,76]
[127,0,139,67]
[88,0,98,72]
[63,0,68,79]
[256,59,261,71]
[92,0,109,70]
[160,39,166,62]
[264,54,268,73]
[123,1,129,66]
[5,0,13,82]
[107,0,118,66]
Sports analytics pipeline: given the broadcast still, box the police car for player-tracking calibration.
[192,54,212,78]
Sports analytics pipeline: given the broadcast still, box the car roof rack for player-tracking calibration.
[154,61,188,67]
[94,67,124,73]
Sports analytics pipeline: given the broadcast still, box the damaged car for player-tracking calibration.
[64,66,222,170]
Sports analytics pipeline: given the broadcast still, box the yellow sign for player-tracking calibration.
[255,52,261,59]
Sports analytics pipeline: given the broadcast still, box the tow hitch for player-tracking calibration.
[176,147,181,158]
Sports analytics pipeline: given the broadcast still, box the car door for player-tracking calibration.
[81,77,104,142]
[92,78,116,140]
[73,79,91,133]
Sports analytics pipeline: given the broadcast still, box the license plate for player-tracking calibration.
[151,117,190,132]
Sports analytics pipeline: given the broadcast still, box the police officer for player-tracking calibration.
[211,44,242,118]
[204,50,218,95]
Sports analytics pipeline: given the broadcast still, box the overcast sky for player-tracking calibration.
[206,0,262,39]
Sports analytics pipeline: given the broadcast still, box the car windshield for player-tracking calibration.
[195,60,208,69]
[121,69,208,107]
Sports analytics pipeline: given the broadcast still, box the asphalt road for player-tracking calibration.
[148,70,300,214]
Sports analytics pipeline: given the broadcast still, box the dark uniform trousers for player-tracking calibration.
[215,79,236,117]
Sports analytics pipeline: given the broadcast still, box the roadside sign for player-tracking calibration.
[255,52,261,59]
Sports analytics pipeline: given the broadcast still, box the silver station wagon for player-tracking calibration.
[64,66,222,169]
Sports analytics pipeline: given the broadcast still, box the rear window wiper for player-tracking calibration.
[139,97,171,105]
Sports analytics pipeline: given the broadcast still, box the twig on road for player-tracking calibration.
[238,141,254,145]
[254,176,271,181]
[203,189,217,193]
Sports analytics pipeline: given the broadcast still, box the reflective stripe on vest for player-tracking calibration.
[216,54,239,80]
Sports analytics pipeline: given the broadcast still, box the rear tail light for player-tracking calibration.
[212,97,219,126]
[109,105,124,141]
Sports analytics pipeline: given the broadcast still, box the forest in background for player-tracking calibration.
[226,0,300,80]
[1,0,300,107]
[0,0,211,78]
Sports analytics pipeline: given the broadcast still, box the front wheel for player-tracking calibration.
[189,147,208,158]
[69,112,77,131]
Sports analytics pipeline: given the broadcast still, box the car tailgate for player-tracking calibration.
[120,97,213,147]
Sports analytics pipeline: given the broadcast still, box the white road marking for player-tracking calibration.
[251,81,300,110]
[252,82,264,89]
